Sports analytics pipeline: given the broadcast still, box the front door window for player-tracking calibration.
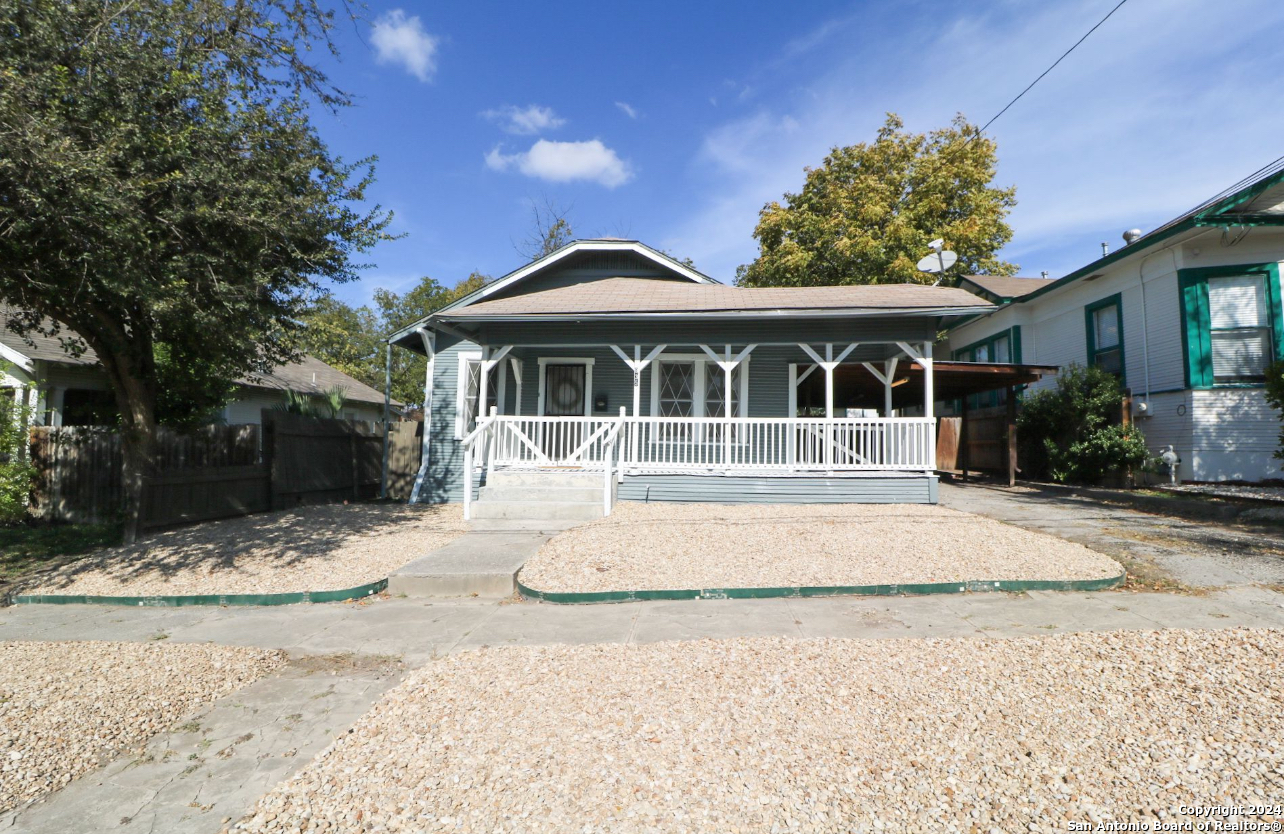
[543,364,586,416]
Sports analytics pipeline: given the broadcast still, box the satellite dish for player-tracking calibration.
[916,250,957,273]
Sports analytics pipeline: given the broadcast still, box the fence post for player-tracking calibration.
[351,426,360,501]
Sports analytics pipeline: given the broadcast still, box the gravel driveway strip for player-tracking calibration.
[521,502,1122,594]
[0,640,285,813]
[23,503,465,598]
[234,629,1283,833]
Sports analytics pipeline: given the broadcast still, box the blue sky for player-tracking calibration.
[313,0,1284,304]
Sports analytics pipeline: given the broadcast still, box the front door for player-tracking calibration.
[542,363,586,462]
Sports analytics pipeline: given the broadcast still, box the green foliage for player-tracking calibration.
[279,385,348,419]
[0,393,34,525]
[0,0,392,538]
[737,113,1017,287]
[1265,359,1284,461]
[299,273,492,406]
[1017,364,1150,484]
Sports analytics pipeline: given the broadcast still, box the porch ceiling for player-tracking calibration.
[797,361,1057,411]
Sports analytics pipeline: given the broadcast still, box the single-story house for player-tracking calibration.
[388,239,1047,516]
[946,164,1284,483]
[0,313,389,426]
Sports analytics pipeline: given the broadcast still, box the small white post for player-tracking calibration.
[485,405,498,482]
[883,357,898,417]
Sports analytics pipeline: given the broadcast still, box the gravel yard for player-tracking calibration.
[235,629,1284,833]
[1166,483,1284,503]
[1,641,284,813]
[520,502,1122,594]
[23,503,465,598]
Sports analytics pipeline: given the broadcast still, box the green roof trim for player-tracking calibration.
[517,571,1125,604]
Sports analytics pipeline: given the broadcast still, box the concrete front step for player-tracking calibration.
[387,531,547,598]
[470,500,604,521]
[486,470,604,489]
[479,485,606,503]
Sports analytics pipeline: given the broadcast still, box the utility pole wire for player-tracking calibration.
[978,0,1131,135]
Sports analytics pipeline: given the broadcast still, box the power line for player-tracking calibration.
[978,0,1131,135]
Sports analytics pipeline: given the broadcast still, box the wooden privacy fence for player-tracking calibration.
[30,414,424,528]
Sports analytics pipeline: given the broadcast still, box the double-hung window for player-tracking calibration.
[1085,295,1124,380]
[1208,274,1271,383]
[455,353,501,439]
[1180,265,1282,388]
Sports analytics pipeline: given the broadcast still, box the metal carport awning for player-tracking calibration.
[800,361,1057,412]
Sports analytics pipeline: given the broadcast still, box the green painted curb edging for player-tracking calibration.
[11,578,388,608]
[517,571,1125,605]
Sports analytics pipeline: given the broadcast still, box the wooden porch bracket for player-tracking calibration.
[609,344,667,417]
[797,343,859,419]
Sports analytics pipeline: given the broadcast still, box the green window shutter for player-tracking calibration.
[1010,326,1023,364]
[1178,270,1213,389]
[1267,263,1284,360]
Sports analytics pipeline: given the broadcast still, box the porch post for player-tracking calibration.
[410,328,436,504]
[380,342,391,499]
[921,341,934,421]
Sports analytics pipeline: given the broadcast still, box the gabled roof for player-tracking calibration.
[437,277,992,319]
[956,275,1054,302]
[1013,158,1284,305]
[388,239,715,344]
[1,306,389,405]
[241,355,390,406]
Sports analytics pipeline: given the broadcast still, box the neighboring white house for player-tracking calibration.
[947,165,1284,483]
[0,316,389,426]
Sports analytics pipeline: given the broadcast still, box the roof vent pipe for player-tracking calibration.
[1041,271,1049,279]
[1122,228,1143,245]
[1101,242,1110,257]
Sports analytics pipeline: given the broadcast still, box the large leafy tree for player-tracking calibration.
[300,272,491,406]
[737,114,1018,287]
[0,0,391,540]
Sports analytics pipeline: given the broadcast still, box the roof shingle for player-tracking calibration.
[439,277,991,317]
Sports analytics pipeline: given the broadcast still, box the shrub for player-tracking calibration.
[0,394,34,524]
[1017,363,1151,484]
[1265,359,1284,461]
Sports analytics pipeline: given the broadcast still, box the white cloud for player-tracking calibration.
[370,10,439,82]
[482,104,565,135]
[615,101,639,119]
[485,139,633,188]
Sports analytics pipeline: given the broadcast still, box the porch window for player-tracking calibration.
[650,356,749,419]
[1208,274,1270,382]
[455,354,500,439]
[656,361,695,417]
[704,365,742,418]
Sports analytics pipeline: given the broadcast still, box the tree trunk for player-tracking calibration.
[89,320,158,545]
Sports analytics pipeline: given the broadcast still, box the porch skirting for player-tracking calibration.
[616,472,938,504]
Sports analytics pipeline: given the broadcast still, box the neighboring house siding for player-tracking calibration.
[947,233,1284,482]
[1190,389,1279,481]
[223,391,384,425]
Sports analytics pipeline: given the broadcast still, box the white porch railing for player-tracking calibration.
[480,415,936,474]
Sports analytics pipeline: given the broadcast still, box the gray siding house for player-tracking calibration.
[389,240,994,516]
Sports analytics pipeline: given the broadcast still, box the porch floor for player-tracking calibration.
[518,502,1122,595]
